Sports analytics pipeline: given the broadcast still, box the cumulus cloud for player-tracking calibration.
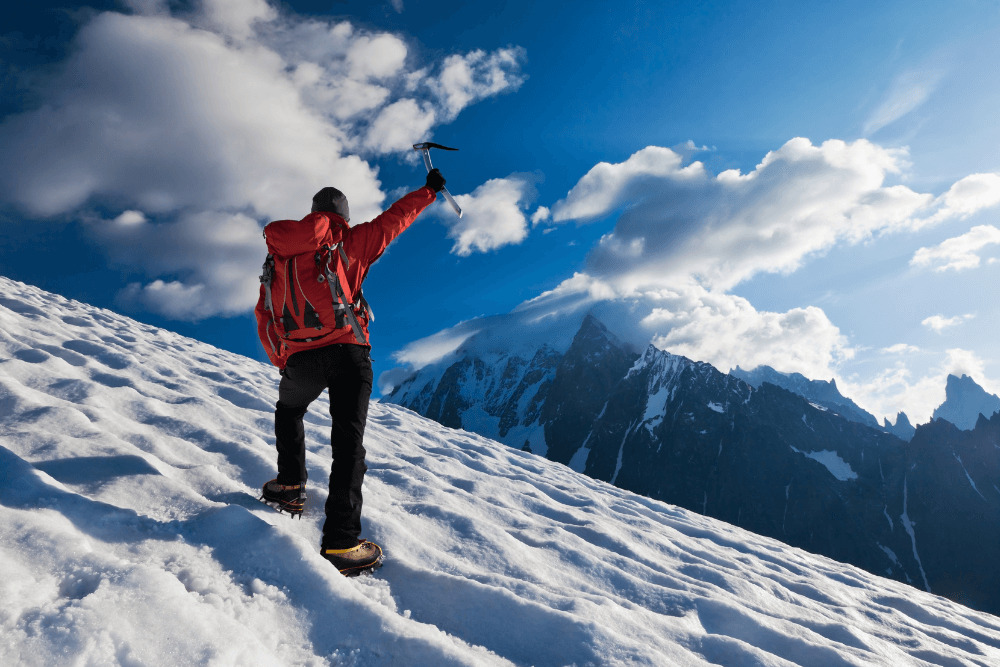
[911,224,1000,272]
[546,138,1000,294]
[923,173,1000,226]
[0,10,365,220]
[345,32,408,80]
[537,275,851,378]
[642,287,852,380]
[0,0,525,319]
[843,362,942,425]
[93,209,264,320]
[363,99,437,154]
[550,146,702,222]
[431,48,527,120]
[843,348,995,424]
[530,206,551,225]
[194,0,277,41]
[921,313,974,333]
[446,175,536,255]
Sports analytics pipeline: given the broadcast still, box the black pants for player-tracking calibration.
[274,344,373,550]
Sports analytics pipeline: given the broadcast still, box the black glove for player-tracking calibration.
[425,168,446,193]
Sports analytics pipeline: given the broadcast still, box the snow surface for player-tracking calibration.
[3,275,1000,666]
[789,446,859,482]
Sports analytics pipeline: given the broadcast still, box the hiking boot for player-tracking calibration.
[260,479,306,517]
[322,540,383,576]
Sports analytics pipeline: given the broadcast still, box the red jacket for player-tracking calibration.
[255,186,436,368]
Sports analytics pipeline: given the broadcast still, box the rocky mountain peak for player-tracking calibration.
[932,374,1000,430]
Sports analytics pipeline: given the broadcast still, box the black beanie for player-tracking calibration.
[311,187,350,222]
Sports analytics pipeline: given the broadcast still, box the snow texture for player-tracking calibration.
[2,276,1000,666]
[789,446,860,482]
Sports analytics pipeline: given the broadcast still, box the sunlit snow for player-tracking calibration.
[789,446,859,482]
[2,276,1000,666]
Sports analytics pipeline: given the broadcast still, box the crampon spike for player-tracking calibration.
[259,494,304,519]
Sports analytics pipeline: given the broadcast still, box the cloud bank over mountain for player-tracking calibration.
[391,138,1000,421]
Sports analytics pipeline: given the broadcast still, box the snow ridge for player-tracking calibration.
[3,276,1000,666]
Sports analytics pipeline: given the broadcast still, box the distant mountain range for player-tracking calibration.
[730,363,882,428]
[386,312,1000,614]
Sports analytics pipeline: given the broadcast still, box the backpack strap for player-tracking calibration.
[259,254,285,359]
[260,255,276,316]
[333,243,373,321]
[317,243,367,345]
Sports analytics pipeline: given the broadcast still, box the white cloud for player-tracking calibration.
[345,32,408,80]
[364,99,437,154]
[517,273,618,316]
[525,273,851,381]
[842,363,943,426]
[391,320,482,369]
[924,173,1000,226]
[94,210,264,320]
[921,313,974,333]
[194,0,277,41]
[530,206,551,225]
[431,48,527,120]
[114,210,147,226]
[446,175,535,256]
[911,224,1000,272]
[0,11,384,221]
[550,146,700,222]
[547,138,1000,294]
[640,284,852,381]
[0,3,525,320]
[883,343,919,355]
[843,348,995,424]
[121,280,210,320]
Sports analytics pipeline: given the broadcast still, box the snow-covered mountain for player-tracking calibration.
[4,277,1000,665]
[730,364,881,430]
[932,373,1000,430]
[387,311,1000,615]
[730,365,918,440]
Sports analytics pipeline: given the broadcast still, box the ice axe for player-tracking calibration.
[413,142,463,218]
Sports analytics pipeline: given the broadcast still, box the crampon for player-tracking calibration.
[259,479,305,519]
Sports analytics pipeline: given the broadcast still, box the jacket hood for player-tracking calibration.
[264,212,346,258]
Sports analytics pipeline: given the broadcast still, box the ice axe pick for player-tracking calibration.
[412,142,463,218]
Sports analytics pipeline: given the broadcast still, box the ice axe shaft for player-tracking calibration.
[413,142,462,218]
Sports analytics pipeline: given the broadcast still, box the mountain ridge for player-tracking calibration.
[387,309,1000,614]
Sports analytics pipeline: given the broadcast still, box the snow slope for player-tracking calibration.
[3,276,1000,667]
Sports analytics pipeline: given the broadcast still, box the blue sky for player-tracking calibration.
[2,0,1000,423]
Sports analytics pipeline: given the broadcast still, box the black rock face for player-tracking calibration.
[900,415,1000,611]
[540,314,639,465]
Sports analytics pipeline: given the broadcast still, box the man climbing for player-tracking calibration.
[255,168,446,575]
